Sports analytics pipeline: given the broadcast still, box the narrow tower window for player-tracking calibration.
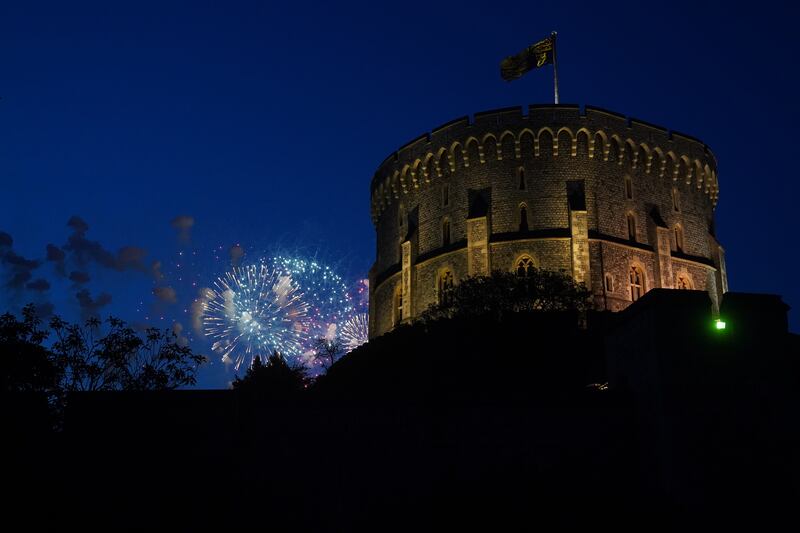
[672,187,681,212]
[393,283,403,326]
[627,213,637,242]
[624,175,633,199]
[518,167,526,190]
[674,225,684,252]
[442,218,450,246]
[519,203,529,232]
[604,273,614,293]
[630,266,644,301]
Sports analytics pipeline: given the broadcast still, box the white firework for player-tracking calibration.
[340,312,369,352]
[202,262,309,371]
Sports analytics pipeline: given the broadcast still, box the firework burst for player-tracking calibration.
[203,262,309,371]
[340,312,369,352]
[268,255,355,345]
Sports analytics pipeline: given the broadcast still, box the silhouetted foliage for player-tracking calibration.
[312,336,343,371]
[317,310,602,406]
[0,305,206,430]
[49,315,206,392]
[232,351,307,398]
[0,304,57,394]
[7,291,800,529]
[420,269,591,322]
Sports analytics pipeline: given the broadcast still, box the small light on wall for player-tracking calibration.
[714,319,726,331]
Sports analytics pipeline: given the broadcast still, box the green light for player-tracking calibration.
[715,319,726,330]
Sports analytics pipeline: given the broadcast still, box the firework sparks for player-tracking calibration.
[202,262,309,371]
[269,255,355,345]
[340,312,369,352]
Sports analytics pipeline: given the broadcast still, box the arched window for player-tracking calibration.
[518,167,526,190]
[393,283,403,326]
[439,151,450,176]
[630,266,645,302]
[576,130,590,157]
[437,269,454,304]
[624,143,635,168]
[515,255,536,278]
[672,187,680,212]
[604,273,614,293]
[608,139,620,163]
[674,225,684,252]
[593,134,606,160]
[442,218,450,246]
[627,213,637,242]
[519,203,529,232]
[624,175,633,200]
[442,183,449,207]
[538,130,553,157]
[676,275,692,290]
[500,133,515,160]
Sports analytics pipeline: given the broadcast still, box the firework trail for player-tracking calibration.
[203,262,309,371]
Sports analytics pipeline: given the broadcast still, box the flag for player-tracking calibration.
[500,36,555,81]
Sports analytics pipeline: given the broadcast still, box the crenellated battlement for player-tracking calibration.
[370,104,718,224]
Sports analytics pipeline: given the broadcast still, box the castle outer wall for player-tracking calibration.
[368,105,726,338]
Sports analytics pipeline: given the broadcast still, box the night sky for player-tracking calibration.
[2,1,798,387]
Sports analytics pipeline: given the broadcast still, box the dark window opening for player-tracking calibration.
[519,205,528,232]
[438,270,454,304]
[516,256,536,278]
[630,266,644,301]
[627,213,637,242]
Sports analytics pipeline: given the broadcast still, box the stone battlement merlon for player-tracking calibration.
[396,133,430,156]
[473,106,524,128]
[528,104,582,124]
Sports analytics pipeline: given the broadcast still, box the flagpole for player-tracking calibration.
[551,31,559,104]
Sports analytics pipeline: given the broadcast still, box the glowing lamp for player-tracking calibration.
[714,319,726,331]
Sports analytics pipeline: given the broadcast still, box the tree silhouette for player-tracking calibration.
[0,304,57,394]
[420,269,591,322]
[232,351,307,398]
[49,315,206,392]
[312,337,343,371]
[2,306,205,429]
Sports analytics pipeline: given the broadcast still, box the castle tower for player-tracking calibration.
[368,105,725,338]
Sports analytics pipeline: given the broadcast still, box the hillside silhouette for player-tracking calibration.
[3,289,799,530]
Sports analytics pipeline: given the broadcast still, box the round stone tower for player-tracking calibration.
[368,104,726,338]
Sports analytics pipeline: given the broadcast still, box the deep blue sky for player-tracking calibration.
[2,1,798,386]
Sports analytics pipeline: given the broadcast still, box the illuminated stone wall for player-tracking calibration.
[368,105,725,338]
